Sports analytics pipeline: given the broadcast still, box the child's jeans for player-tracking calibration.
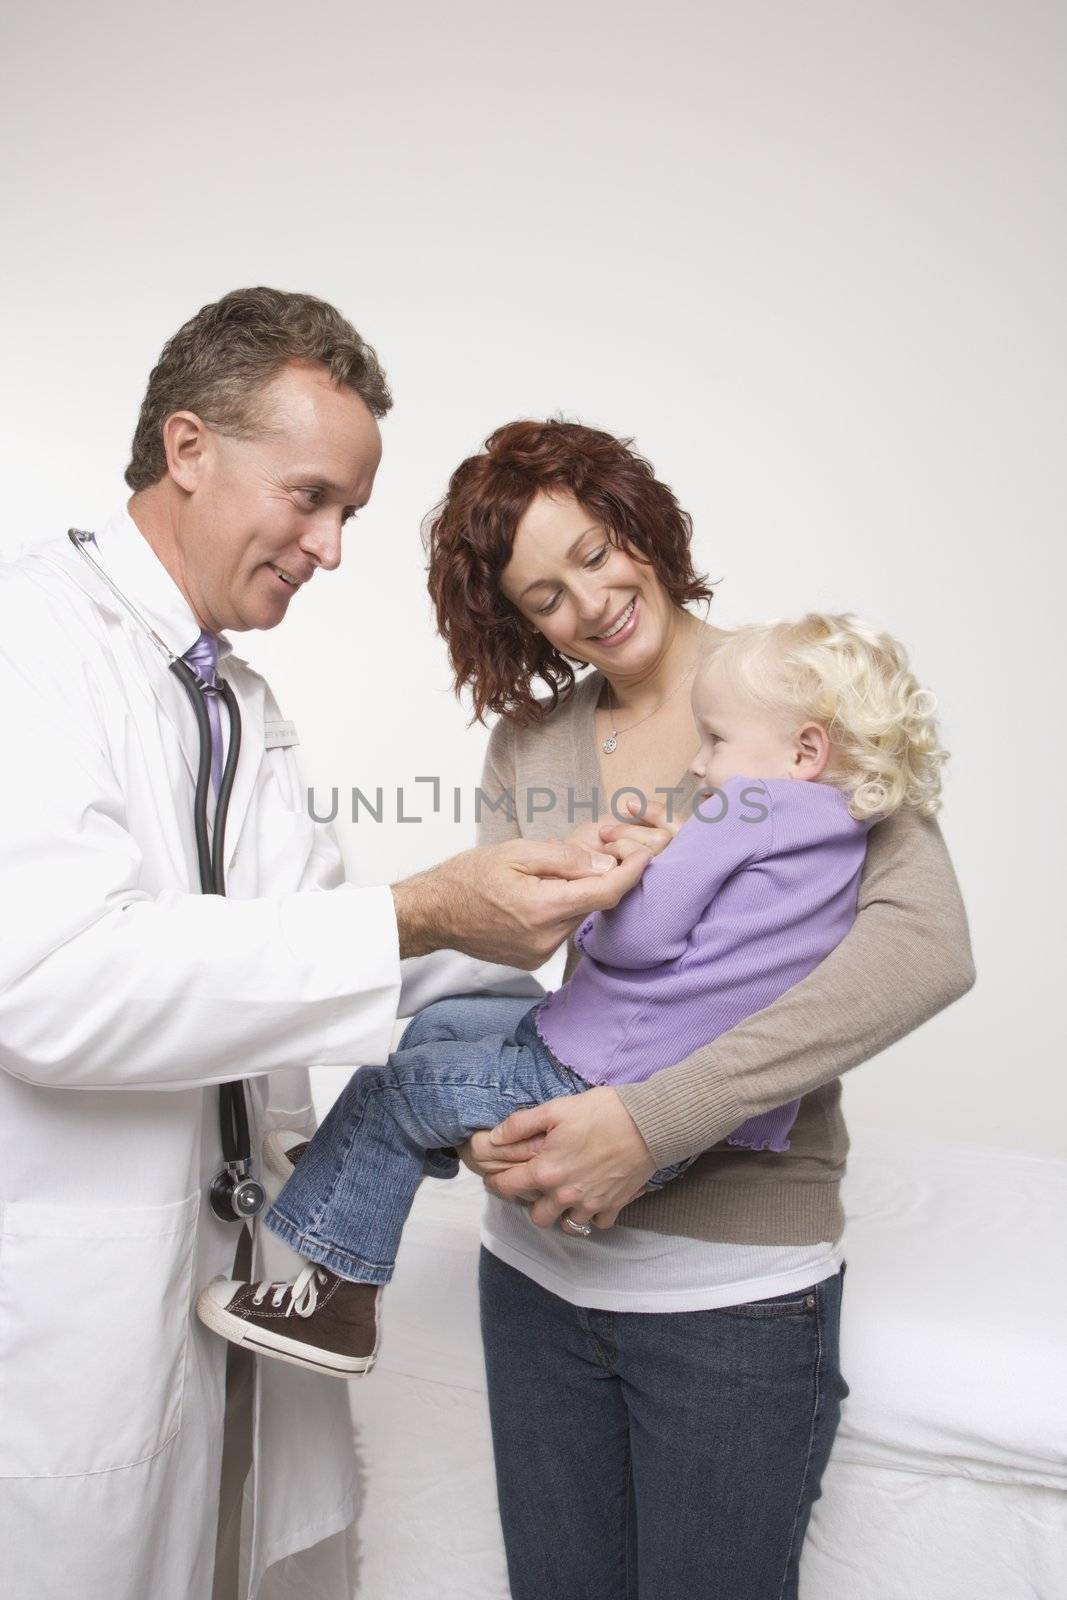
[264,995,689,1285]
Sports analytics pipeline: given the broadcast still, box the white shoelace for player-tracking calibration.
[251,1264,328,1317]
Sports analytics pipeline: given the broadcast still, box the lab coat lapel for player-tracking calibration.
[60,509,275,881]
[62,505,233,800]
[58,533,204,795]
[132,628,205,795]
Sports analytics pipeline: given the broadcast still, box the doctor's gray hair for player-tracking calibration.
[124,287,393,491]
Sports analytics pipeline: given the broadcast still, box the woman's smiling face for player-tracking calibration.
[500,490,676,674]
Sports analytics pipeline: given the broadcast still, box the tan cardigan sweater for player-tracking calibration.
[478,672,976,1246]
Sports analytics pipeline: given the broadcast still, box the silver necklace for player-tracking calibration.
[601,665,698,754]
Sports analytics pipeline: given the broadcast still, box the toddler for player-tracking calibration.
[197,612,946,1376]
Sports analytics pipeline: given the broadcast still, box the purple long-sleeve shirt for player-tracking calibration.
[536,774,872,1152]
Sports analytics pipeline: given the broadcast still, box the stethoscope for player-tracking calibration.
[68,529,266,1224]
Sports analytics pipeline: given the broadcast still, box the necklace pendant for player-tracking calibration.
[602,734,618,754]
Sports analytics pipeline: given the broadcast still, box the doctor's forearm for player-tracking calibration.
[391,871,453,959]
[391,855,551,966]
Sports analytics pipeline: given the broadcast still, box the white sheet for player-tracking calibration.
[834,1130,1067,1490]
[803,1462,1067,1600]
[346,1129,1067,1598]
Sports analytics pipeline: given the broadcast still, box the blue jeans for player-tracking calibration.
[481,1249,848,1600]
[265,995,687,1284]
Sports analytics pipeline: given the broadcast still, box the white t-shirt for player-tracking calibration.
[481,1194,843,1314]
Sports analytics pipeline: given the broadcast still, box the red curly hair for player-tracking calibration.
[425,419,714,724]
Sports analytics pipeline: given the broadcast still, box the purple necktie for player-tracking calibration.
[183,630,224,795]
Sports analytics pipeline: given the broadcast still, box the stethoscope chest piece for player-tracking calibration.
[210,1079,266,1222]
[210,1163,267,1223]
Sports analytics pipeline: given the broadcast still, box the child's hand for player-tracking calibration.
[598,797,681,862]
[458,1130,546,1193]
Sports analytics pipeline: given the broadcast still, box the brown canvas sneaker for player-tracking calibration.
[196,1264,381,1377]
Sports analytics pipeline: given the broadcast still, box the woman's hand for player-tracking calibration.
[482,1087,657,1229]
[597,797,682,864]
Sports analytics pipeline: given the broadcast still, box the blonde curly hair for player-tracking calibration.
[706,613,948,821]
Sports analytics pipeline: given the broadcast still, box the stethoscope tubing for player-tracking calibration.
[168,657,242,897]
[169,657,247,1174]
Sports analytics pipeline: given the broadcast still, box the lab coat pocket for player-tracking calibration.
[0,1190,199,1478]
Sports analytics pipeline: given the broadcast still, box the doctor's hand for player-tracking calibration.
[480,1088,657,1229]
[391,838,651,968]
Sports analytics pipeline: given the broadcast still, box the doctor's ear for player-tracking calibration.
[160,409,212,493]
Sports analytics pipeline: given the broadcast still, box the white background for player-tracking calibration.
[2,1,1062,1154]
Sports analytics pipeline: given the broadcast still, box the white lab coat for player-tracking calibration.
[0,506,538,1600]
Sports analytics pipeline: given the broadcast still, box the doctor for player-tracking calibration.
[0,287,650,1600]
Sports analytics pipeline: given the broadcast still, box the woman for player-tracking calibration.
[425,419,974,1600]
